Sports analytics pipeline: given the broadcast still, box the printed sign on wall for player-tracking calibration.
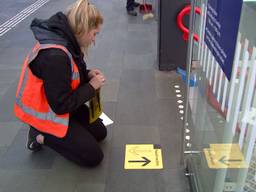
[204,0,243,80]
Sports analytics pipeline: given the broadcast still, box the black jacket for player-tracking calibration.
[29,12,95,115]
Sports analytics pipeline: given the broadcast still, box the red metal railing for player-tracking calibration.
[177,5,201,42]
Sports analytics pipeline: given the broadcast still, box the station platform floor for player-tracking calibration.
[0,0,190,191]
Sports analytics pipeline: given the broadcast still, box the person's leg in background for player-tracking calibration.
[126,0,137,16]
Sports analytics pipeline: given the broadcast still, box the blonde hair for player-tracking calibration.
[66,0,103,52]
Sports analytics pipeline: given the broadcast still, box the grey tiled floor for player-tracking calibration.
[0,0,190,191]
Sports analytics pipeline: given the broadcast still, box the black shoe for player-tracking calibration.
[127,10,137,16]
[26,126,42,152]
[133,2,140,8]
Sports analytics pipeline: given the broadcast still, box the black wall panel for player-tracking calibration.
[158,0,190,70]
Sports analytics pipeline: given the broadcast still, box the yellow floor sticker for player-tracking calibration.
[124,144,163,169]
[204,143,248,169]
[210,143,241,151]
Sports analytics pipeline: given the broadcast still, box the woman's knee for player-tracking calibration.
[97,125,107,142]
[91,119,107,142]
[81,148,104,167]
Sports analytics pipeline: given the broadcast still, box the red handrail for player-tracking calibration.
[177,5,201,42]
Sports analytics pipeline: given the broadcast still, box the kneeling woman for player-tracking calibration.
[14,0,107,167]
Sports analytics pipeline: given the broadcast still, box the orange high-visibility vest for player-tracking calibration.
[14,42,80,138]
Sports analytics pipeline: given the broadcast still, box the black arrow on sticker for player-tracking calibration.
[128,157,151,166]
[219,156,242,165]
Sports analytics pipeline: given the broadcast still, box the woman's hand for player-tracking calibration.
[89,74,106,90]
[88,69,104,79]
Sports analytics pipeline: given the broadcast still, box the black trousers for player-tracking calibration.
[126,0,135,11]
[43,105,107,167]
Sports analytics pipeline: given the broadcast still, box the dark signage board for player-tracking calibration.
[204,0,243,80]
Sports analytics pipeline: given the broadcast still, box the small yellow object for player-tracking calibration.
[89,90,102,123]
[142,13,154,21]
[124,144,163,169]
[204,143,248,169]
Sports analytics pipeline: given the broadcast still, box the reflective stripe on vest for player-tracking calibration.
[15,43,80,127]
[15,97,68,126]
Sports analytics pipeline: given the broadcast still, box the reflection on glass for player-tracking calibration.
[185,1,256,192]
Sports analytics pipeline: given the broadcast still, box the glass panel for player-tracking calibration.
[185,1,256,191]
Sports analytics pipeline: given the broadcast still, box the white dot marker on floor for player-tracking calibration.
[178,105,184,109]
[176,94,182,98]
